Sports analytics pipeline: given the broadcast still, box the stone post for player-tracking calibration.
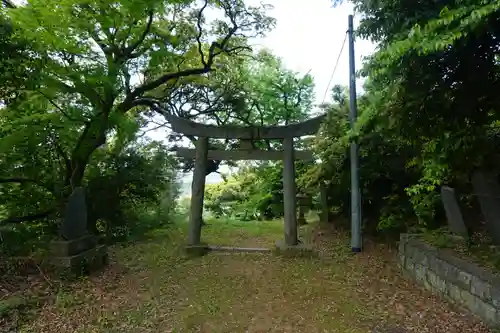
[472,171,500,244]
[188,137,208,245]
[283,136,298,246]
[297,194,308,225]
[320,183,329,223]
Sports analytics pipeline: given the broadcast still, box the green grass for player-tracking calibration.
[201,216,287,247]
[12,218,493,333]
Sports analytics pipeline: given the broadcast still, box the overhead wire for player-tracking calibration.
[321,31,348,105]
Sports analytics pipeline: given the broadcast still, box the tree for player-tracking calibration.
[0,3,42,105]
[355,0,500,202]
[0,0,274,224]
[195,51,316,221]
[205,160,312,221]
[3,0,274,191]
[84,140,180,241]
[151,48,315,176]
[314,0,500,232]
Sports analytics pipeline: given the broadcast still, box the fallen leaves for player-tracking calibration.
[1,219,494,333]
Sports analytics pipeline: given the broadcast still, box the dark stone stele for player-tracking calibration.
[440,186,468,237]
[51,187,108,277]
[471,171,500,245]
[61,187,88,240]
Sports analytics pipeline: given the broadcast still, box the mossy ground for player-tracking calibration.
[422,227,500,273]
[4,217,492,333]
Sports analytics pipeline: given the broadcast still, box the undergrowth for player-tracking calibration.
[422,227,500,273]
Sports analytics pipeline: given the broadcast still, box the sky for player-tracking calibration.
[245,0,376,103]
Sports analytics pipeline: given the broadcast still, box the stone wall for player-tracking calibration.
[399,234,500,328]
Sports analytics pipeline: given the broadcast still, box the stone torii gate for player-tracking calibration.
[167,114,325,248]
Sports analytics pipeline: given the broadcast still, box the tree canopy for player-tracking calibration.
[304,0,500,232]
[2,0,274,190]
[0,0,278,228]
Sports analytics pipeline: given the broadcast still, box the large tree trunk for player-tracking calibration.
[68,114,109,189]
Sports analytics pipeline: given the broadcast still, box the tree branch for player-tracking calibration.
[137,121,170,139]
[2,0,16,8]
[0,177,56,195]
[118,5,244,112]
[123,66,132,96]
[37,90,86,122]
[53,140,72,183]
[122,66,211,111]
[0,177,40,185]
[126,10,154,57]
[0,209,55,225]
[196,0,210,66]
[46,75,103,108]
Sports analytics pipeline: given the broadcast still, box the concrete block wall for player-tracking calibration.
[399,234,500,328]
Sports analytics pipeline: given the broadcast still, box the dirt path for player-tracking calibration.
[15,220,492,333]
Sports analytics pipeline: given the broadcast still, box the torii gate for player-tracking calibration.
[167,114,325,248]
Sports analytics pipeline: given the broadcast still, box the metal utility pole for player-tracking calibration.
[348,14,362,252]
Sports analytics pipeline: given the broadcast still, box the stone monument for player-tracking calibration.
[471,171,500,245]
[319,183,329,223]
[440,186,468,237]
[296,193,311,225]
[51,187,108,276]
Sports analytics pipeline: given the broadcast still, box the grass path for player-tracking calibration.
[17,218,492,332]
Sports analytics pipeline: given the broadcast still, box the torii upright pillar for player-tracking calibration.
[188,137,208,245]
[283,137,298,246]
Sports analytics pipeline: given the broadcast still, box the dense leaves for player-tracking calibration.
[0,0,319,256]
[84,141,179,242]
[3,0,273,190]
[307,0,500,233]
[0,0,276,253]
[160,49,315,175]
[205,161,312,221]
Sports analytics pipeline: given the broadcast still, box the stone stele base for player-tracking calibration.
[273,240,316,258]
[50,235,108,277]
[185,244,272,256]
[185,243,211,257]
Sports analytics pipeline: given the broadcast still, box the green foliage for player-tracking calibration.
[0,12,41,105]
[0,137,180,253]
[185,48,316,219]
[205,162,312,221]
[301,86,421,232]
[371,1,500,68]
[0,0,274,254]
[85,141,180,242]
[1,0,498,260]
[305,0,500,235]
[169,49,316,175]
[2,0,274,194]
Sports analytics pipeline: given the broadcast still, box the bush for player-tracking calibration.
[84,141,180,243]
[204,162,312,221]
